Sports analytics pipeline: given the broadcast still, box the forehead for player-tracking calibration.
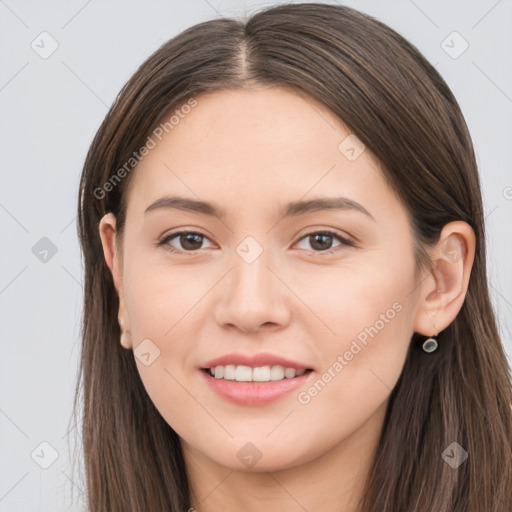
[125,86,390,218]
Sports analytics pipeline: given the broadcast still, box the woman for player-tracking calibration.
[73,3,512,511]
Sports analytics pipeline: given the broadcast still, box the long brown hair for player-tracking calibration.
[72,3,512,510]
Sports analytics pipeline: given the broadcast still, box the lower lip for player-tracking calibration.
[200,369,314,406]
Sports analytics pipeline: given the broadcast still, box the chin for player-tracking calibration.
[203,438,316,473]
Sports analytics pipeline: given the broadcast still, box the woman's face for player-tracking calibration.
[101,86,425,472]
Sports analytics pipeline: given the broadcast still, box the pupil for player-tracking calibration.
[182,233,202,250]
[311,233,332,250]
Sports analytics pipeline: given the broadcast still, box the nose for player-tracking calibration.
[213,246,292,334]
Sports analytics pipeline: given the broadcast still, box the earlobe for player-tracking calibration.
[118,315,133,350]
[414,221,476,337]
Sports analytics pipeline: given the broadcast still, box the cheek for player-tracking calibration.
[297,253,414,347]
[124,258,204,343]
[293,254,415,412]
[122,262,204,408]
[268,310,411,467]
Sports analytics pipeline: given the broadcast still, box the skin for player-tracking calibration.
[99,86,475,512]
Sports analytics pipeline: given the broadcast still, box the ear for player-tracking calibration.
[413,221,476,336]
[98,213,132,349]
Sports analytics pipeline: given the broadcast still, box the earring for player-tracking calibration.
[422,334,438,353]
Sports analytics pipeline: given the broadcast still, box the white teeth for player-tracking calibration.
[252,366,271,381]
[234,365,252,382]
[207,364,308,382]
[284,367,296,379]
[270,366,285,380]
[223,364,235,380]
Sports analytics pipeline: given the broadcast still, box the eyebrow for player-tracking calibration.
[144,195,375,221]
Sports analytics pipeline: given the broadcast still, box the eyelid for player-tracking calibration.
[294,227,355,246]
[157,228,355,254]
[157,229,215,253]
[292,230,355,255]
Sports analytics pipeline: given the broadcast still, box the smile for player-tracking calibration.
[200,366,314,406]
[205,364,311,381]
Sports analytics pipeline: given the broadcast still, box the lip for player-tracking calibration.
[200,368,314,406]
[201,352,312,371]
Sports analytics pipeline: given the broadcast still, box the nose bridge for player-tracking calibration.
[213,232,291,332]
[230,233,277,302]
[231,236,273,298]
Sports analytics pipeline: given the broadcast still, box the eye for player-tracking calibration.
[157,231,213,253]
[157,229,354,255]
[294,230,354,254]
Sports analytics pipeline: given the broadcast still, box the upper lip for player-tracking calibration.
[201,352,312,370]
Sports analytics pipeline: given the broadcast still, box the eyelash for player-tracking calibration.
[156,230,355,255]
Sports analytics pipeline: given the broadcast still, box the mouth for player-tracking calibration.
[201,365,314,382]
[199,365,315,406]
